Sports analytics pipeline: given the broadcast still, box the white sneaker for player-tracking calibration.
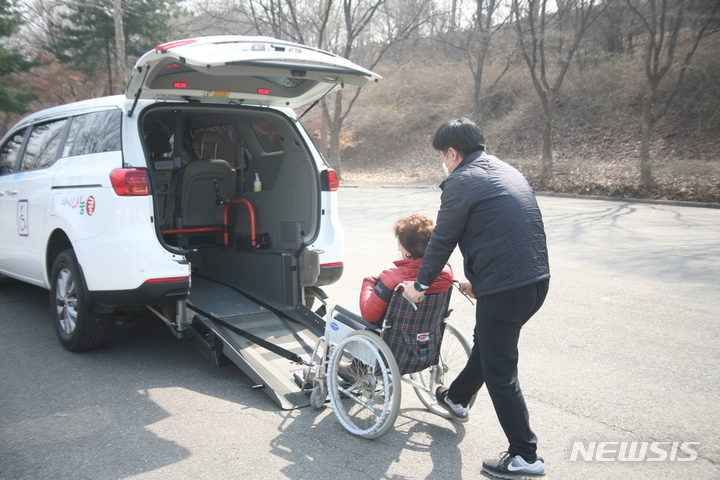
[435,386,469,422]
[482,452,546,479]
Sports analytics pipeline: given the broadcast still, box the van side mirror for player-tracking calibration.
[0,166,14,176]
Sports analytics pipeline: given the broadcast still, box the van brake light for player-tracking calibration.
[321,168,340,192]
[110,169,149,196]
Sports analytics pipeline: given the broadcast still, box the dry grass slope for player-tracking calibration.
[338,41,720,204]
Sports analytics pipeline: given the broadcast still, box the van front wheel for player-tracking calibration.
[50,250,110,352]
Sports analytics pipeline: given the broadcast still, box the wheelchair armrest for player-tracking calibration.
[333,305,378,330]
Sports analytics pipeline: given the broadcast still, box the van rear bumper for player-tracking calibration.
[89,278,190,307]
[316,262,343,286]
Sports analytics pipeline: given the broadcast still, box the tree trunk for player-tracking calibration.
[113,0,126,92]
[329,123,342,178]
[472,0,496,129]
[328,90,344,179]
[473,61,483,127]
[639,84,657,187]
[320,109,328,156]
[450,0,458,30]
[473,29,492,128]
[540,92,554,187]
[105,42,114,95]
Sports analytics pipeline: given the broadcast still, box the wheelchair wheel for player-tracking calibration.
[327,330,402,439]
[411,322,476,417]
[310,380,327,409]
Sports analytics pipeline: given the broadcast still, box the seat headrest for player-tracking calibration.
[194,131,233,161]
[146,131,172,155]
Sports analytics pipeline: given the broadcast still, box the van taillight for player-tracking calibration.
[321,168,340,192]
[110,169,149,196]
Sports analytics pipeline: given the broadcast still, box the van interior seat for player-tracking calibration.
[194,131,235,164]
[181,158,236,228]
[161,130,240,247]
[182,130,239,228]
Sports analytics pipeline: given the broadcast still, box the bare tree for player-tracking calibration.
[319,0,389,178]
[212,0,430,177]
[472,0,514,127]
[437,0,513,129]
[512,0,607,186]
[627,0,720,187]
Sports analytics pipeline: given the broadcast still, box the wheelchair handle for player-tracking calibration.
[395,284,420,311]
[453,280,475,306]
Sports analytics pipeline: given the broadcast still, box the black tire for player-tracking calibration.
[50,250,111,352]
[304,291,315,310]
[310,381,327,409]
[410,322,476,416]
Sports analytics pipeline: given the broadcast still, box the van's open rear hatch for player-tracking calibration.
[127,36,381,108]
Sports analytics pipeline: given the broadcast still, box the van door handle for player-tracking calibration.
[6,189,18,195]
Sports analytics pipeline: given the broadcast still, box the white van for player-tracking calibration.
[0,36,380,353]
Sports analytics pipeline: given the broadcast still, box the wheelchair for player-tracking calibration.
[303,283,475,439]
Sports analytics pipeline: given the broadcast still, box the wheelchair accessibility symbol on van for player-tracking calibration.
[17,200,28,236]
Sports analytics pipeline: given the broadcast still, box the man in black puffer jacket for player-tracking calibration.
[405,118,550,479]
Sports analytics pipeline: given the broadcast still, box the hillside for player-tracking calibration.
[335,42,720,204]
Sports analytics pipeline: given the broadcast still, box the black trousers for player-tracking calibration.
[448,279,549,462]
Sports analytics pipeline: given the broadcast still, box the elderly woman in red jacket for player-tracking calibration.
[359,214,454,323]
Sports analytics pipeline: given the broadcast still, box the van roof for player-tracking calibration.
[11,96,128,129]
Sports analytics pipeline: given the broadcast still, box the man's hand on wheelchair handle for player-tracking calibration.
[459,281,475,299]
[403,281,425,303]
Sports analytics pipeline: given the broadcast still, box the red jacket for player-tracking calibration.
[359,258,454,323]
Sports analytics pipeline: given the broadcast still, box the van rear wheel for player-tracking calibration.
[50,250,110,352]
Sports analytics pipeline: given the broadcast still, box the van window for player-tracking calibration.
[251,121,283,153]
[0,130,26,172]
[20,120,69,171]
[64,110,122,157]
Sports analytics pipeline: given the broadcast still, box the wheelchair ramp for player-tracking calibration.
[186,276,321,410]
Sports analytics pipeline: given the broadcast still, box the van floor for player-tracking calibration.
[187,275,319,409]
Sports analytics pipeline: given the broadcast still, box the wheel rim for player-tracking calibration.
[328,333,401,438]
[412,323,473,416]
[55,267,78,335]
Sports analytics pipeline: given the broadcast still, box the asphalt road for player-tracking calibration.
[1,188,718,480]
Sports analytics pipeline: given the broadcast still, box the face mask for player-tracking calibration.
[397,250,405,260]
[442,150,456,177]
[442,161,451,177]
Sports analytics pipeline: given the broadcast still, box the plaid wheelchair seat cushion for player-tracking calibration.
[381,289,452,375]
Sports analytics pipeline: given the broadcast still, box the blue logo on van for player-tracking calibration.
[330,322,339,331]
